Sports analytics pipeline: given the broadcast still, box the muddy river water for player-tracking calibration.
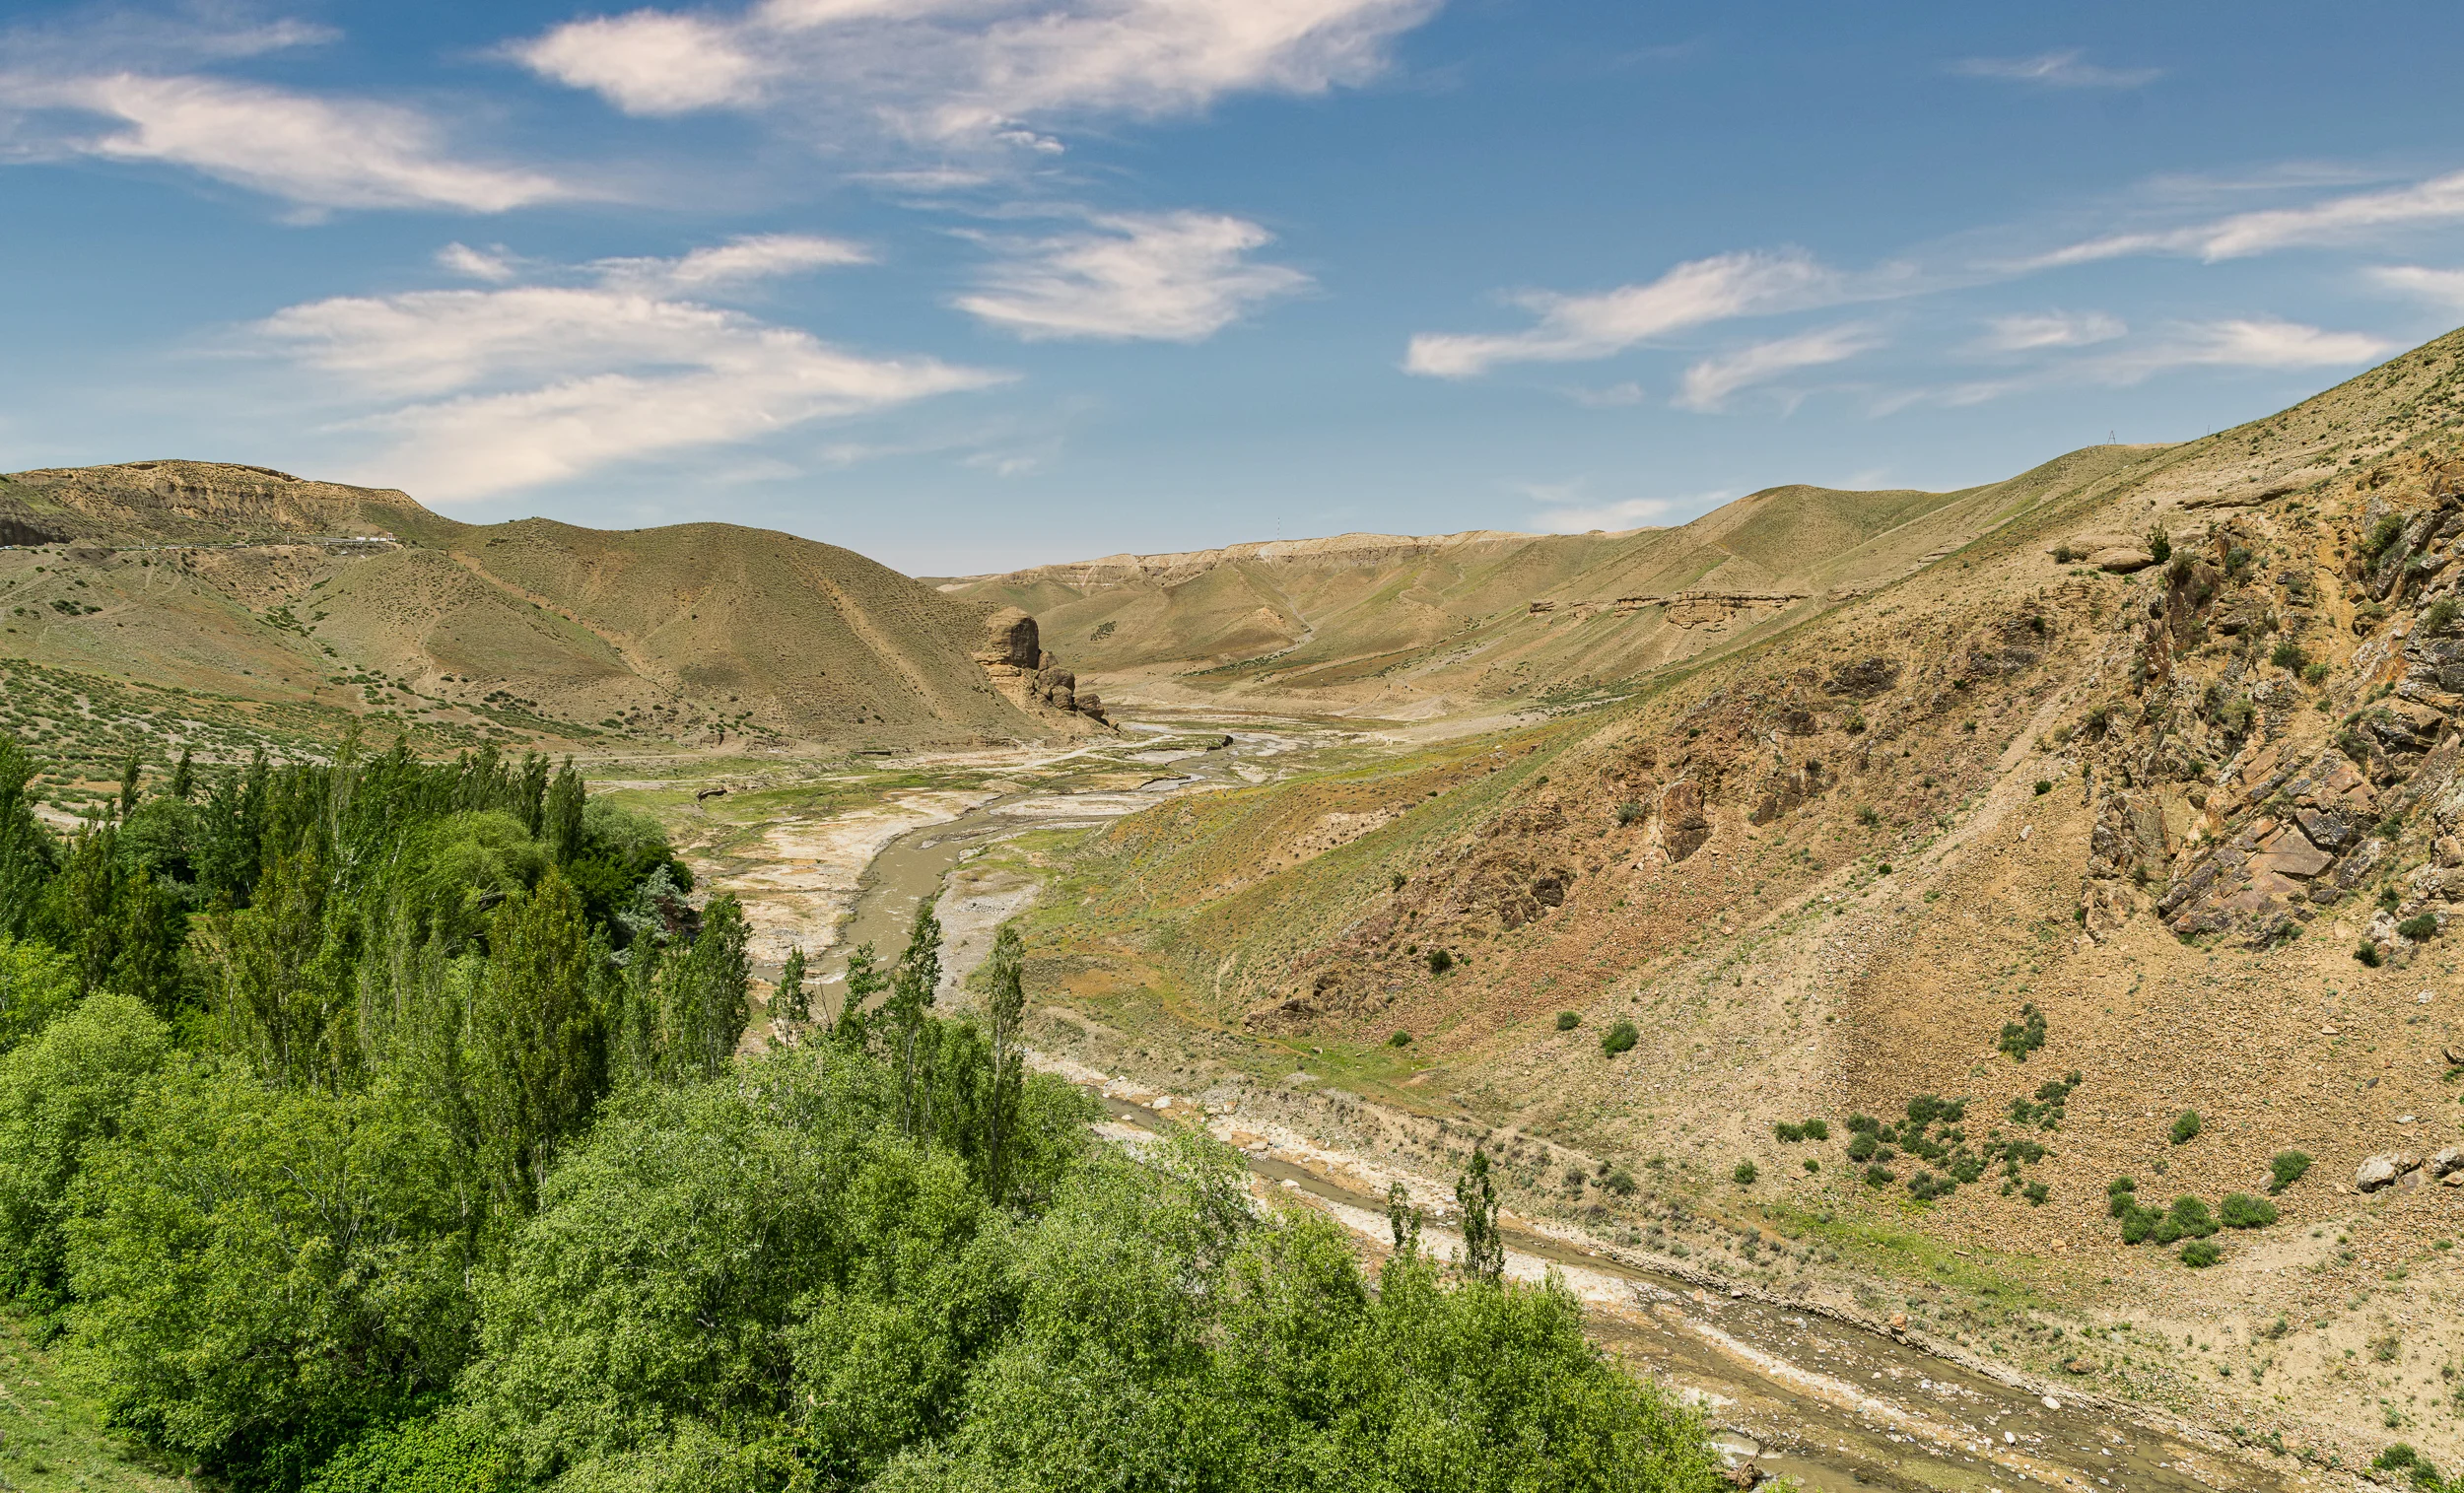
[769,716,2301,1493]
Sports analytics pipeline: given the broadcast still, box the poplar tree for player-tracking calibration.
[775,944,809,1026]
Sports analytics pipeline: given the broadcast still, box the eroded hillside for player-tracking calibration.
[1008,324,2464,1470]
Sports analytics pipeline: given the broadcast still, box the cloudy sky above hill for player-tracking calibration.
[3,0,2462,570]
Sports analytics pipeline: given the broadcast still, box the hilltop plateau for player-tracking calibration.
[987,324,2464,1473]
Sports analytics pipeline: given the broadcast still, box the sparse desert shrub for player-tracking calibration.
[2170,1110,2202,1145]
[1615,801,1645,826]
[2303,660,2330,684]
[2181,1239,2221,1267]
[2356,940,2384,968]
[1426,948,1454,975]
[2224,545,2255,579]
[1846,1132,1879,1163]
[2399,914,2439,941]
[2023,1181,2050,1206]
[2269,1151,2313,1193]
[1388,1030,1412,1048]
[1999,1002,2048,1061]
[1856,805,1881,827]
[1603,1166,1637,1196]
[1863,1164,1894,1187]
[2164,1195,2219,1241]
[1803,1158,1819,1174]
[2033,780,2052,796]
[2362,513,2405,560]
[2430,598,2462,636]
[1554,1010,1579,1031]
[2107,1177,2138,1218]
[2148,525,2172,564]
[2271,641,2307,672]
[1600,1020,1638,1056]
[1876,861,1892,875]
[2374,1334,2402,1364]
[1774,1121,1803,1142]
[1390,871,1407,891]
[2220,1192,2279,1229]
[1732,1161,1757,1186]
[1907,1170,1951,1201]
[1800,1119,1829,1141]
[2053,544,2077,564]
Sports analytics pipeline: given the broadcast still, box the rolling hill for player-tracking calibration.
[936,444,2164,721]
[0,461,1107,787]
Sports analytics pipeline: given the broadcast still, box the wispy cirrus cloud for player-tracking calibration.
[1975,310,2125,352]
[513,0,1439,154]
[1519,480,1714,534]
[1674,323,1881,412]
[2084,317,2393,383]
[1404,249,1848,378]
[0,71,570,213]
[954,211,1310,341]
[1951,49,2161,89]
[253,239,1002,501]
[2371,264,2464,312]
[2033,167,2464,267]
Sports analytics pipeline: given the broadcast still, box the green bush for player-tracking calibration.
[2107,1177,2137,1218]
[1554,1010,1579,1031]
[2148,525,2172,564]
[1614,801,1645,826]
[1800,1119,1829,1141]
[1387,1030,1412,1048]
[1732,1161,1757,1186]
[2169,1110,2202,1145]
[2398,914,2439,941]
[2362,513,2405,559]
[2268,1150,2312,1193]
[2032,780,2052,796]
[2180,1239,2221,1267]
[303,1411,519,1493]
[2357,940,2384,967]
[1426,948,1454,975]
[1602,1166,1637,1197]
[1998,1002,2048,1061]
[2219,1192,2278,1229]
[1599,1021,1638,1056]
[2163,1195,2219,1241]
[2022,1181,2049,1206]
[1846,1132,1879,1163]
[2429,599,2462,636]
[2270,642,2306,672]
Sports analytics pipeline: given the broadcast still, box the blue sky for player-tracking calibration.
[5,2,2464,573]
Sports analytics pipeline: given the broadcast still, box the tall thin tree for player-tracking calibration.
[887,899,941,1137]
[1455,1143,1504,1284]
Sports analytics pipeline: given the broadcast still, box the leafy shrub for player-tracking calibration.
[1846,1132,1879,1163]
[1774,1121,1803,1142]
[1800,1119,1828,1141]
[2033,780,2052,796]
[2303,661,2330,684]
[2107,1177,2138,1218]
[2362,513,2405,560]
[1615,801,1645,826]
[2429,598,2461,636]
[2169,1110,2202,1145]
[2180,1239,2221,1267]
[2219,1192,2278,1229]
[2052,544,2077,564]
[2399,914,2439,941]
[1732,1161,1757,1186]
[1863,1164,1894,1187]
[2163,1195,2219,1241]
[1907,1170,1951,1201]
[2271,642,2306,672]
[1554,1010,1579,1031]
[1426,948,1454,975]
[2010,1070,2081,1127]
[2148,525,2172,564]
[1600,1021,1638,1056]
[2356,940,2384,967]
[2268,1151,2312,1193]
[1387,1031,1412,1048]
[1602,1166,1637,1197]
[2023,1182,2050,1206]
[1998,1002,2048,1061]
[303,1411,518,1493]
[1856,805,1881,827]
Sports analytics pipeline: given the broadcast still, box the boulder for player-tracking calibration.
[2357,1153,2417,1192]
[2430,1146,2464,1179]
[2090,547,2156,574]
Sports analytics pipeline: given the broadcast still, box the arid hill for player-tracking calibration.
[1014,323,2464,1468]
[938,445,2160,721]
[0,460,1105,761]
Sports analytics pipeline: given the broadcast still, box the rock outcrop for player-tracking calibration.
[975,606,1110,725]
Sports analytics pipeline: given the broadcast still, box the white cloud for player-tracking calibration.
[438,242,521,282]
[1976,310,2125,352]
[513,0,1439,146]
[1674,323,1879,412]
[1951,49,2161,89]
[2088,317,2393,384]
[1404,249,1839,378]
[254,266,1005,500]
[3,72,567,212]
[2036,168,2464,267]
[1523,484,1710,535]
[954,211,1309,341]
[1563,380,1646,407]
[594,233,874,292]
[2370,264,2464,312]
[513,11,768,116]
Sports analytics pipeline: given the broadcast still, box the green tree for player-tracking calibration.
[661,894,749,1082]
[888,900,942,1137]
[118,751,143,819]
[542,760,583,865]
[215,843,349,1090]
[1455,1143,1505,1285]
[0,932,79,1053]
[468,869,607,1212]
[0,992,171,1297]
[981,924,1028,1199]
[0,734,57,938]
[833,942,888,1053]
[775,943,809,1027]
[170,747,195,802]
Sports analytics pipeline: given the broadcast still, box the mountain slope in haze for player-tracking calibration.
[0,460,1106,762]
[938,444,2162,720]
[1009,324,2464,1470]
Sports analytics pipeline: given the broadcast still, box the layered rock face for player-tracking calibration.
[975,606,1110,724]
